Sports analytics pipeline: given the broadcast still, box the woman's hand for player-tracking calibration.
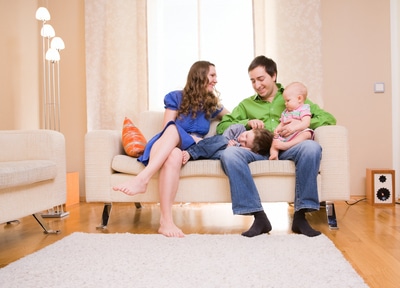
[191,135,202,143]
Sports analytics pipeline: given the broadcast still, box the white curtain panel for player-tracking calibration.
[254,0,323,107]
[85,0,148,131]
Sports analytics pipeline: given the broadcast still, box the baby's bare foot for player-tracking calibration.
[269,153,279,160]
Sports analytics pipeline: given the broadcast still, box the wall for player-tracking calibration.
[0,0,87,196]
[391,0,400,197]
[0,0,397,198]
[0,1,39,129]
[321,0,393,196]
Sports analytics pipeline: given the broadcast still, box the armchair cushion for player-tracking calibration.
[0,160,57,189]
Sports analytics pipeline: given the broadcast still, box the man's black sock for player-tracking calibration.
[242,210,272,237]
[292,209,321,237]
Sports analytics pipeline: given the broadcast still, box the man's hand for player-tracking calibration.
[248,119,264,129]
[278,119,301,138]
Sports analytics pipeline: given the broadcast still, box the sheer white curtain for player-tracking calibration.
[85,0,148,130]
[147,0,254,111]
[85,0,323,130]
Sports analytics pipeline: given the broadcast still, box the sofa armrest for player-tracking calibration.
[85,130,123,202]
[314,125,350,201]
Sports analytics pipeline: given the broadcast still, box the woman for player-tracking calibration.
[113,61,229,237]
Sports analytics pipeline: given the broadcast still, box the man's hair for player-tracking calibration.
[252,129,274,155]
[248,55,278,81]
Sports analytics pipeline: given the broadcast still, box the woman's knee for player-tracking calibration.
[164,148,182,170]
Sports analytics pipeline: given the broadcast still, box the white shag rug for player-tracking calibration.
[0,232,368,288]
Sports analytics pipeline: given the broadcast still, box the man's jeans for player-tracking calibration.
[219,140,322,215]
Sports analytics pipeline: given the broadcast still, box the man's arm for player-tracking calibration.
[306,100,336,129]
[216,104,250,134]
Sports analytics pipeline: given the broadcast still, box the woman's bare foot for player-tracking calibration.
[182,151,191,165]
[158,221,185,238]
[112,177,147,196]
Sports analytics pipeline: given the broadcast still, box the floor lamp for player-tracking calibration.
[36,7,69,218]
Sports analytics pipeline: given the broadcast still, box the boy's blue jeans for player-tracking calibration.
[186,135,228,160]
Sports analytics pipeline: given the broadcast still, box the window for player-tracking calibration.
[147,0,254,111]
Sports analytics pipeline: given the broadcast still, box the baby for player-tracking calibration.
[269,82,314,160]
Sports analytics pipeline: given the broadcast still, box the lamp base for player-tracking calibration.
[41,211,70,218]
[41,205,70,218]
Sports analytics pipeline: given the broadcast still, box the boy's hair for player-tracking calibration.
[251,129,274,155]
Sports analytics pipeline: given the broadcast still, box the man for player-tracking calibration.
[216,55,336,237]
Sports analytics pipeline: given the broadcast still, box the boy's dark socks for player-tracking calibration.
[292,209,321,237]
[242,210,272,237]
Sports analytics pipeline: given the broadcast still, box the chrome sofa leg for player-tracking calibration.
[32,213,61,234]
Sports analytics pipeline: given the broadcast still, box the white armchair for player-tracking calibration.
[0,130,67,233]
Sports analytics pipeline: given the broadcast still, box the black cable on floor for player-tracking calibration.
[345,198,367,205]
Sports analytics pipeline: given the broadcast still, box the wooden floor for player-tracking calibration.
[1,199,399,287]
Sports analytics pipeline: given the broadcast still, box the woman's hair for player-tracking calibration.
[178,61,221,119]
[251,128,274,155]
[248,56,278,81]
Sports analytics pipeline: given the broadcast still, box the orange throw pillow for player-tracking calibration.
[122,117,147,157]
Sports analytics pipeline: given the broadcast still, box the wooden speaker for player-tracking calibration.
[366,169,395,206]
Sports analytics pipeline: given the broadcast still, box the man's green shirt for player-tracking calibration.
[216,83,336,134]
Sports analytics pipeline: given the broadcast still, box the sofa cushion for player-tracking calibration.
[112,155,146,175]
[0,160,57,189]
[111,154,296,178]
[122,117,147,157]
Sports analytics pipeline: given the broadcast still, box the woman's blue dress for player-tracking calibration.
[138,90,223,166]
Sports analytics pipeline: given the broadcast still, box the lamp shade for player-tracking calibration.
[45,48,60,61]
[51,37,65,50]
[35,7,51,21]
[41,24,55,38]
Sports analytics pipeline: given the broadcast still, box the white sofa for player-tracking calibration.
[85,111,350,228]
[0,130,67,233]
